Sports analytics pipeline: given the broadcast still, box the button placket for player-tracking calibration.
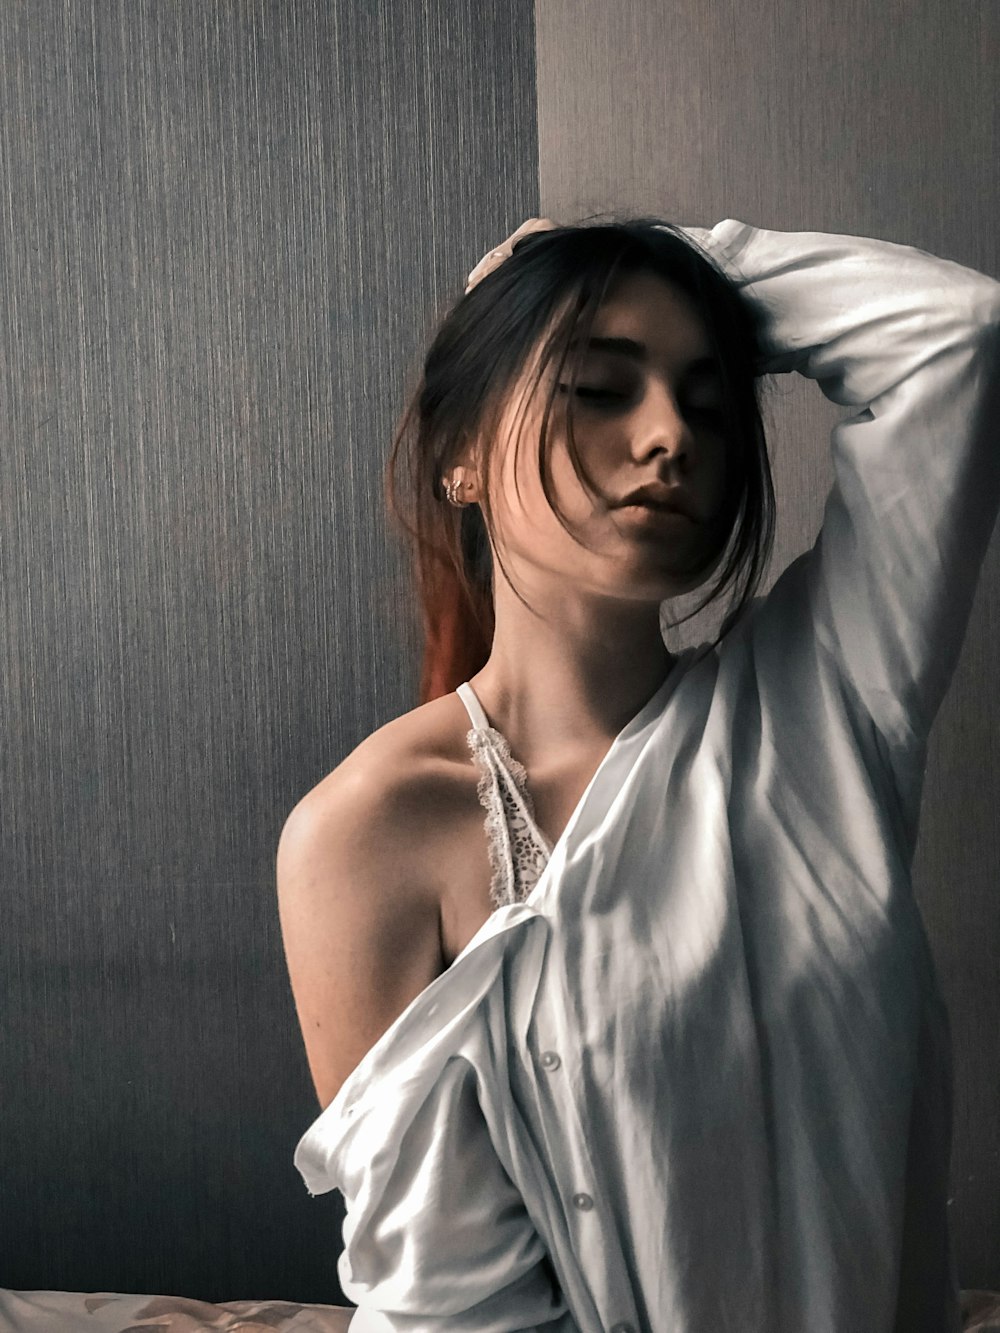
[531,1033,639,1333]
[536,1041,600,1221]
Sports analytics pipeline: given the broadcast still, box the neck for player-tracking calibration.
[468,576,675,770]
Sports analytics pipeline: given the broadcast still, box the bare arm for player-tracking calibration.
[276,752,445,1111]
[277,752,575,1329]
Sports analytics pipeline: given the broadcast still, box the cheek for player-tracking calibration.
[706,433,732,500]
[528,422,605,518]
[493,442,589,541]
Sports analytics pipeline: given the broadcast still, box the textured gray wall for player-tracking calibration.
[536,0,1000,1289]
[0,0,538,1302]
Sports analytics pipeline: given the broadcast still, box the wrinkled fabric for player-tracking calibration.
[294,220,1000,1333]
[0,1288,354,1331]
[3,1287,998,1333]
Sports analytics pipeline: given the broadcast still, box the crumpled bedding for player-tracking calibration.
[0,1290,354,1332]
[964,1291,1000,1333]
[1,1288,998,1331]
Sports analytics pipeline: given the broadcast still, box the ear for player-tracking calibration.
[453,429,484,476]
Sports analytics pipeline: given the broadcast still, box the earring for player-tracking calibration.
[445,472,475,507]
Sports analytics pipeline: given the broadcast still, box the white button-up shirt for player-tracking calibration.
[293,219,1000,1332]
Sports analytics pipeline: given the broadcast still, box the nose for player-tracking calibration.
[633,380,695,471]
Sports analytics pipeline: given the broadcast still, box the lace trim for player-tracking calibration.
[466,726,553,910]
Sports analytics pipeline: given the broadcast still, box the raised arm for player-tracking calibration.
[680,217,1000,764]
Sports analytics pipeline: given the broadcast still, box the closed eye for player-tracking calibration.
[557,385,626,402]
[558,384,724,418]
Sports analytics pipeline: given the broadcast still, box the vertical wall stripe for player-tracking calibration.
[0,0,538,1300]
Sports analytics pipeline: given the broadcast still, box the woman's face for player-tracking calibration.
[484,270,734,603]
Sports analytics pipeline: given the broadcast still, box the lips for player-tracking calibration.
[614,482,697,520]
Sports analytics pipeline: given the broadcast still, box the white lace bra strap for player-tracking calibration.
[455,683,552,909]
[455,681,491,730]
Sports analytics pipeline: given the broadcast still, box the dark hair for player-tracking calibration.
[384,215,777,706]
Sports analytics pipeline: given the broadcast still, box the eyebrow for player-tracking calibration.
[569,336,720,376]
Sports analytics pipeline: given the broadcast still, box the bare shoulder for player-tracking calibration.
[282,692,471,856]
[275,695,472,1110]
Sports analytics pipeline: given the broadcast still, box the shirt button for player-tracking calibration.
[572,1192,593,1210]
[540,1050,561,1070]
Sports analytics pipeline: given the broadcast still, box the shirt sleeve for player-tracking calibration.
[293,913,576,1333]
[679,218,1000,767]
[318,1056,577,1333]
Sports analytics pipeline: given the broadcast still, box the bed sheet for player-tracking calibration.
[2,1288,999,1331]
[0,1290,354,1332]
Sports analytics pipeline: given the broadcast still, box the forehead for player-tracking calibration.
[508,271,717,418]
[580,270,713,363]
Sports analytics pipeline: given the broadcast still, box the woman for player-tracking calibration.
[276,213,1000,1331]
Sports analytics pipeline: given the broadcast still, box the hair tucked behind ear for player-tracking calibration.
[384,214,777,706]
